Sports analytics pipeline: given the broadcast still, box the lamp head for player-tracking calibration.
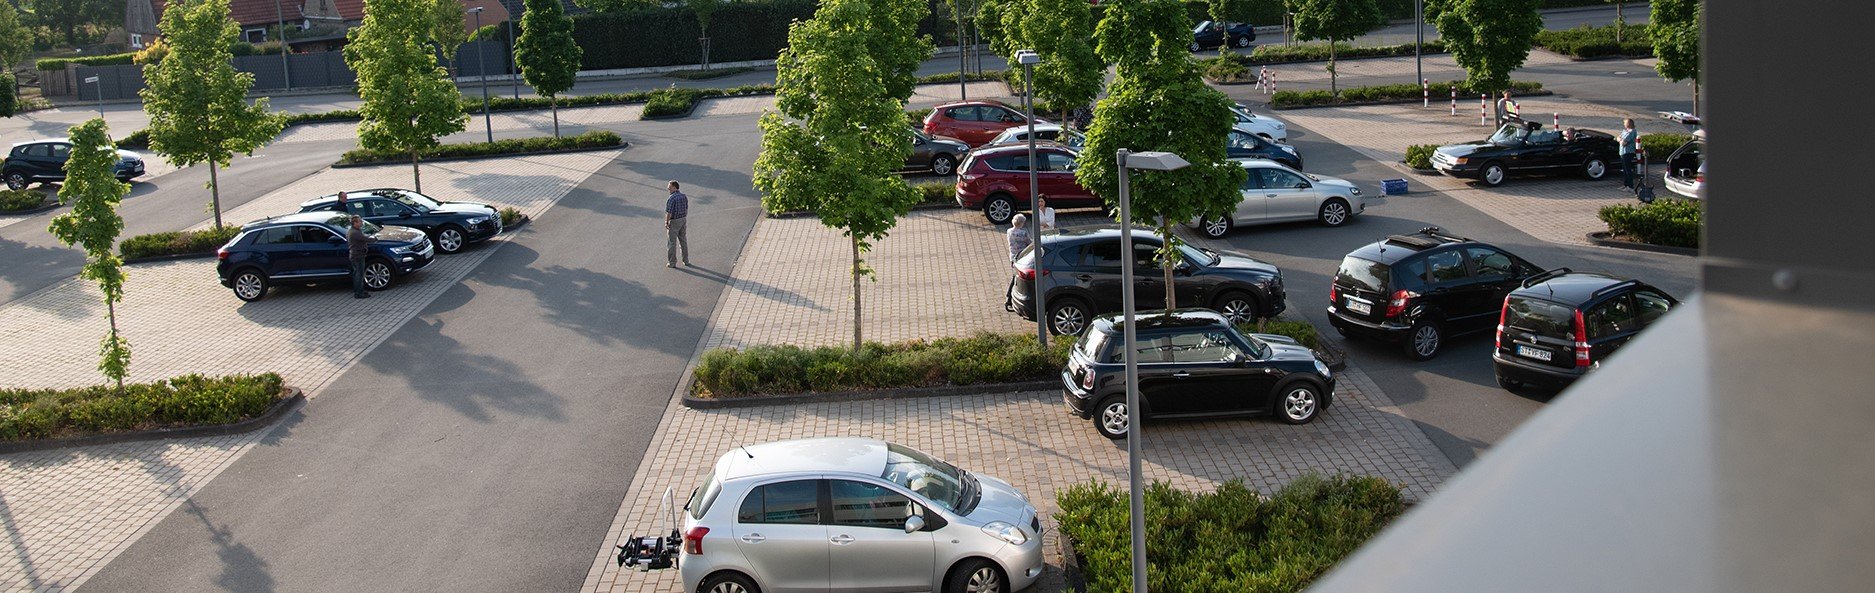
[1124,151,1191,171]
[1015,50,1041,65]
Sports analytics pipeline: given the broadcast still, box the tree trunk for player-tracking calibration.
[851,234,863,350]
[208,160,223,230]
[1615,2,1624,44]
[106,300,122,390]
[1692,80,1700,117]
[1160,218,1176,313]
[412,149,422,193]
[1329,40,1338,97]
[551,96,560,139]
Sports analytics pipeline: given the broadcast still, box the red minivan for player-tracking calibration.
[955,143,1101,225]
[923,101,1047,147]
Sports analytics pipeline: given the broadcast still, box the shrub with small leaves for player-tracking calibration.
[339,130,622,165]
[0,189,46,211]
[1598,199,1701,249]
[1534,24,1652,58]
[498,206,524,227]
[642,86,704,118]
[0,373,284,442]
[1272,80,1543,108]
[1404,144,1439,169]
[692,332,1072,397]
[118,225,242,260]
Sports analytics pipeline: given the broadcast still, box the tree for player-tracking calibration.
[1429,0,1542,95]
[516,0,582,138]
[569,0,656,12]
[1611,0,1625,44]
[0,2,32,72]
[1650,0,1701,115]
[345,0,468,192]
[141,0,286,230]
[47,119,132,388]
[25,0,117,46]
[0,73,17,118]
[1076,0,1244,311]
[1291,0,1383,97]
[689,0,723,70]
[1205,0,1253,55]
[753,0,933,350]
[429,0,469,76]
[992,0,1104,123]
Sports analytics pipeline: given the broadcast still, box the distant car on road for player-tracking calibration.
[1227,129,1302,169]
[216,212,434,302]
[922,101,1049,147]
[297,188,500,254]
[1662,128,1704,199]
[1493,269,1679,392]
[1190,21,1256,51]
[955,142,1095,225]
[1007,226,1286,335]
[4,139,145,189]
[1229,103,1288,143]
[1192,159,1365,239]
[904,128,970,176]
[1326,227,1544,360]
[1430,119,1619,186]
[983,123,1086,151]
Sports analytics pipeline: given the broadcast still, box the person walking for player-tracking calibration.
[1007,213,1031,262]
[1618,118,1640,191]
[665,180,690,267]
[1494,89,1520,127]
[347,215,375,299]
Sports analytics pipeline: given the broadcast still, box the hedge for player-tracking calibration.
[909,180,955,206]
[119,225,242,260]
[0,373,286,442]
[1640,132,1692,160]
[664,66,757,80]
[1056,474,1406,593]
[692,332,1072,398]
[1240,319,1322,351]
[0,189,47,212]
[116,128,152,150]
[1272,80,1545,108]
[1598,199,1701,249]
[1534,24,1653,58]
[643,87,703,118]
[498,206,525,227]
[1405,144,1439,169]
[1247,39,1446,63]
[338,130,623,165]
[36,52,138,71]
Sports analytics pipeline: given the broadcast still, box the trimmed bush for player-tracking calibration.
[1640,132,1693,161]
[339,130,622,165]
[0,373,286,442]
[642,87,703,118]
[1272,80,1545,108]
[1598,199,1701,249]
[118,226,243,260]
[664,66,756,80]
[906,107,933,128]
[499,206,525,227]
[1534,24,1653,59]
[1056,473,1406,593]
[692,332,1073,398]
[908,180,955,206]
[1248,39,1447,63]
[1201,55,1251,83]
[284,109,364,125]
[1238,319,1322,351]
[116,128,152,150]
[0,189,46,212]
[36,52,139,71]
[1404,144,1439,169]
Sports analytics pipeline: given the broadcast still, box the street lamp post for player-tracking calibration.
[1115,148,1190,593]
[507,19,520,100]
[470,7,492,143]
[1415,0,1423,87]
[955,7,968,102]
[1016,49,1044,346]
[275,0,292,90]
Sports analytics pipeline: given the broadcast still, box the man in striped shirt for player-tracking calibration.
[665,180,690,267]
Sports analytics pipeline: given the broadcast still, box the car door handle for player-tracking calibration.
[1171,372,1191,378]
[1265,193,1278,198]
[1077,274,1093,281]
[740,534,766,543]
[830,534,855,545]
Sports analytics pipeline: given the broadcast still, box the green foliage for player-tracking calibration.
[1534,24,1652,58]
[642,86,703,118]
[572,0,659,12]
[692,332,1071,397]
[117,226,241,260]
[664,66,755,80]
[1238,318,1323,350]
[908,179,955,206]
[1430,0,1543,95]
[1271,79,1543,107]
[0,2,31,70]
[517,0,583,136]
[1404,144,1439,169]
[0,373,284,442]
[572,0,813,70]
[1056,474,1406,593]
[1291,0,1384,95]
[47,119,132,387]
[1248,39,1447,62]
[988,0,1104,117]
[1640,132,1691,161]
[284,109,366,125]
[469,23,501,42]
[1649,0,1700,84]
[339,130,622,164]
[31,0,122,47]
[0,189,46,211]
[429,0,470,66]
[346,0,470,189]
[498,206,525,226]
[115,128,152,149]
[1598,199,1701,249]
[1200,54,1251,82]
[134,38,169,65]
[0,72,16,118]
[689,0,724,36]
[35,52,137,71]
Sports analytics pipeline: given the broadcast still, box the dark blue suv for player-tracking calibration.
[216,212,435,302]
[296,188,501,254]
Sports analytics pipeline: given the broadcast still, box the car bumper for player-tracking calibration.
[1432,161,1480,179]
[1062,370,1094,418]
[1493,352,1585,388]
[393,248,436,275]
[996,532,1047,592]
[1664,176,1702,199]
[464,221,502,243]
[1326,307,1411,342]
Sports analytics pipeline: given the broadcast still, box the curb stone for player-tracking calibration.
[0,387,304,454]
[682,380,1060,409]
[1057,535,1085,593]
[1586,231,1697,256]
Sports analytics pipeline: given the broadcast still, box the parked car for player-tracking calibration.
[955,142,1096,225]
[1430,119,1620,186]
[904,128,970,176]
[1063,309,1333,439]
[297,188,500,254]
[1228,129,1302,169]
[1493,269,1678,391]
[922,101,1048,147]
[1230,103,1288,143]
[1662,128,1705,199]
[216,212,434,302]
[1326,227,1543,360]
[1007,226,1286,335]
[1191,159,1365,238]
[1190,21,1256,51]
[677,437,1044,593]
[983,123,1085,150]
[4,139,146,189]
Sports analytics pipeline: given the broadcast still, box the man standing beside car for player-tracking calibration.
[665,180,690,268]
[348,215,375,299]
[1619,118,1640,191]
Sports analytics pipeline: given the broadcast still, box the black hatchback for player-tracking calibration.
[1493,269,1678,391]
[1326,227,1543,360]
[298,188,501,254]
[1061,309,1334,439]
[1007,226,1286,335]
[216,212,434,302]
[5,139,147,189]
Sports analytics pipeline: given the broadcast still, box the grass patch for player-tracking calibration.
[0,373,286,442]
[1056,473,1406,593]
[338,130,623,165]
[0,189,47,212]
[119,226,242,260]
[664,66,757,80]
[1534,24,1653,59]
[1272,80,1545,108]
[1598,199,1701,249]
[1404,144,1439,169]
[692,332,1072,398]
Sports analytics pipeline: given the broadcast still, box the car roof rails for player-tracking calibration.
[1383,234,1444,249]
[1522,267,1575,288]
[1591,279,1644,299]
[1417,226,1471,243]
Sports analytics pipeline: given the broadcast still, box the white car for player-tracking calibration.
[1191,159,1366,238]
[1662,128,1704,199]
[1230,103,1289,143]
[983,123,1086,150]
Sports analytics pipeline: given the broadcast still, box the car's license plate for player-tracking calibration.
[1345,298,1371,315]
[1516,345,1553,361]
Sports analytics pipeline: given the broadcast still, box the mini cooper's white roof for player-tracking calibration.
[716,437,888,481]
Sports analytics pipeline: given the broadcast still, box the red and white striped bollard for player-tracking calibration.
[1553,113,1561,130]
[1422,79,1429,108]
[1480,94,1488,126]
[1450,87,1456,116]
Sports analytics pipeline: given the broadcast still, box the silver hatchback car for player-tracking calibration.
[678,437,1045,593]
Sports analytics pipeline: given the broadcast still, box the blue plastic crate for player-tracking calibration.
[1381,178,1410,195]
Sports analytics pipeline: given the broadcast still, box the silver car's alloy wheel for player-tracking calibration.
[234,273,265,301]
[1202,215,1230,238]
[1234,36,1252,48]
[707,582,749,593]
[1101,401,1129,436]
[5,173,25,190]
[1584,158,1607,179]
[1413,325,1440,357]
[437,229,464,253]
[1483,164,1506,186]
[363,261,394,289]
[966,565,1003,593]
[1189,42,1201,52]
[1283,387,1317,421]
[1320,200,1349,226]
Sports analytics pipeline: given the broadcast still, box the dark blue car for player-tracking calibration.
[216,212,435,302]
[1229,129,1302,170]
[297,188,501,254]
[1191,21,1256,51]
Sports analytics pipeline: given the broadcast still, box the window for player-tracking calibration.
[1133,335,1178,363]
[990,107,1023,123]
[1585,295,1638,339]
[1078,330,1116,363]
[945,106,979,121]
[1503,297,1577,340]
[1049,245,1083,268]
[1084,241,1122,269]
[129,34,144,49]
[1133,241,1161,269]
[1425,250,1469,283]
[244,28,268,43]
[1466,247,1515,279]
[1529,130,1562,144]
[1634,290,1674,325]
[1334,256,1390,293]
[1259,168,1306,189]
[736,480,821,525]
[1042,152,1077,172]
[1228,131,1258,150]
[687,474,722,520]
[370,200,411,217]
[297,225,338,244]
[1165,331,1241,363]
[985,154,1030,171]
[49,144,71,159]
[881,444,969,512]
[1239,169,1260,190]
[252,227,298,245]
[830,480,914,529]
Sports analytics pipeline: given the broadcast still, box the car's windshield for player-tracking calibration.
[1489,125,1530,145]
[1178,244,1218,266]
[390,191,442,212]
[882,443,972,513]
[323,215,384,235]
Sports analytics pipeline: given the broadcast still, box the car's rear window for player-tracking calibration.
[1078,330,1117,363]
[1336,256,1389,292]
[1504,296,1578,339]
[687,473,721,520]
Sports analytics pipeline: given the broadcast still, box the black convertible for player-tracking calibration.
[1430,119,1620,186]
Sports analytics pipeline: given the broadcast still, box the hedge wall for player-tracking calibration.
[36,52,138,71]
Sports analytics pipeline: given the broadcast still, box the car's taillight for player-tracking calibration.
[1079,366,1095,390]
[1329,283,1339,304]
[216,248,230,260]
[1573,309,1592,368]
[1385,289,1414,318]
[1495,295,1511,350]
[683,526,709,555]
[1694,172,1704,183]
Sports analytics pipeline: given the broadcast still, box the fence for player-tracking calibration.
[54,40,515,101]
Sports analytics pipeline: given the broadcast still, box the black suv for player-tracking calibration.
[297,188,501,254]
[216,212,435,302]
[1061,309,1333,439]
[1007,226,1286,336]
[4,139,147,189]
[1493,269,1678,391]
[1326,227,1543,360]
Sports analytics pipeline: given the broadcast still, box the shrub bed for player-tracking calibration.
[0,189,47,212]
[1534,24,1653,59]
[908,180,955,207]
[0,373,286,442]
[1404,144,1439,169]
[119,226,242,260]
[498,206,525,227]
[1238,319,1322,351]
[1247,39,1447,63]
[1272,80,1545,108]
[1598,199,1701,249]
[692,332,1072,398]
[1201,55,1252,83]
[338,130,623,165]
[1056,473,1406,593]
[115,128,152,150]
[664,66,756,80]
[1640,132,1693,160]
[642,87,704,118]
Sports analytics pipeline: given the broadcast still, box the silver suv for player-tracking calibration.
[678,437,1044,593]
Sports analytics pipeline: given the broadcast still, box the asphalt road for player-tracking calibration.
[78,113,766,593]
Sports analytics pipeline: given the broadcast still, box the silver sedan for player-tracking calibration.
[1192,159,1368,239]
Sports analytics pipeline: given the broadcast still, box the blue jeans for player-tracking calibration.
[1620,154,1636,189]
[351,259,367,296]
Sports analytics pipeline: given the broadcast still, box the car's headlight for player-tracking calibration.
[1314,359,1332,378]
[1454,157,1469,165]
[466,216,489,224]
[982,521,1028,545]
[1349,188,1362,196]
[389,245,412,254]
[1280,145,1297,154]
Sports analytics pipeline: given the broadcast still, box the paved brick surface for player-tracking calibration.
[274,103,648,145]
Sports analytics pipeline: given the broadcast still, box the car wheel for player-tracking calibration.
[1405,319,1443,360]
[362,258,396,291]
[435,226,466,254]
[699,572,761,593]
[930,154,957,176]
[1496,374,1525,392]
[1093,396,1130,440]
[1200,214,1232,239]
[1233,35,1252,48]
[1211,291,1260,327]
[946,558,1006,593]
[1048,298,1092,336]
[231,269,269,302]
[1317,198,1351,227]
[4,172,26,190]
[1277,382,1323,424]
[1582,156,1608,180]
[983,194,1015,225]
[1480,162,1507,187]
[1189,42,1202,52]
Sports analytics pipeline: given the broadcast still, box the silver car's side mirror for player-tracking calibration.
[904,515,926,534]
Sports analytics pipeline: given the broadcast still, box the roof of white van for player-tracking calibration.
[716,437,888,481]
